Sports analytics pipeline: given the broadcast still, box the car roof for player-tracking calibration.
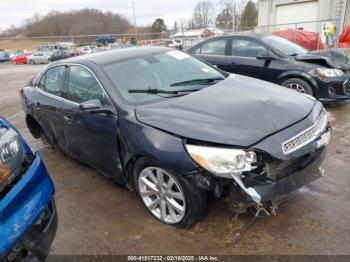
[65,46,173,65]
[215,33,267,39]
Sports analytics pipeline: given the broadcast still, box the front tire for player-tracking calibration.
[133,158,207,228]
[281,78,314,96]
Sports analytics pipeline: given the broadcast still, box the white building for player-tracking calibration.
[258,0,350,33]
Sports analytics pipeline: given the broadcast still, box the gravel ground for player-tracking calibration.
[1,63,350,255]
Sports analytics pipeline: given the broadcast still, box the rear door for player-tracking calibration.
[34,65,68,150]
[190,37,233,72]
[61,64,122,178]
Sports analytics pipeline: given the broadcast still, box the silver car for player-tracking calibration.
[28,52,50,64]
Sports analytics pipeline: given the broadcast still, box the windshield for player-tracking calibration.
[103,50,225,104]
[261,35,308,56]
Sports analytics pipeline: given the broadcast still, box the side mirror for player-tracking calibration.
[256,50,276,60]
[79,99,115,115]
[79,99,102,111]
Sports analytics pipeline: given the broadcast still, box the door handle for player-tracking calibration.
[35,102,41,110]
[63,116,74,124]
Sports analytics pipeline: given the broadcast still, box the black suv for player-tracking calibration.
[188,34,350,103]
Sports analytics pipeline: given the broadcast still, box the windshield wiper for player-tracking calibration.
[128,88,201,94]
[169,77,224,87]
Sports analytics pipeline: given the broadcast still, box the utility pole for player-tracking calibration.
[132,1,138,44]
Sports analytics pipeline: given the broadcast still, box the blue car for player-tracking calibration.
[0,117,57,261]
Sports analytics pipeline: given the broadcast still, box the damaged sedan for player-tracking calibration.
[21,47,330,228]
[188,34,350,103]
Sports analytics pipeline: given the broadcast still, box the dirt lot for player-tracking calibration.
[1,63,350,255]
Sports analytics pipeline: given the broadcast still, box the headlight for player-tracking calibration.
[185,144,257,178]
[0,127,25,192]
[316,68,344,77]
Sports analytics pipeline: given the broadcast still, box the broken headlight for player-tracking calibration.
[185,144,257,178]
[0,127,25,192]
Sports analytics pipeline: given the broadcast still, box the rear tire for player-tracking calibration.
[281,78,314,96]
[133,158,207,228]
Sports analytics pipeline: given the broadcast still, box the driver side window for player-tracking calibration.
[67,66,109,105]
[231,39,266,58]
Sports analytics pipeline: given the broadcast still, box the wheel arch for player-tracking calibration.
[25,114,43,139]
[276,71,318,92]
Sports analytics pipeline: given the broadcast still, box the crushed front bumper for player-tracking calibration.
[0,153,57,261]
[316,75,350,102]
[230,143,327,206]
[251,146,326,203]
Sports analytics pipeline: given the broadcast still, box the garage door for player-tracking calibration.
[276,1,319,32]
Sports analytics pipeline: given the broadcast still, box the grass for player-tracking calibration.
[0,39,54,51]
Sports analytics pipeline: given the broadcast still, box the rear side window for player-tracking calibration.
[198,39,226,55]
[231,39,266,58]
[44,66,66,97]
[67,66,109,105]
[38,66,66,97]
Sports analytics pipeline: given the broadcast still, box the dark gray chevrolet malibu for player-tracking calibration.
[21,47,330,228]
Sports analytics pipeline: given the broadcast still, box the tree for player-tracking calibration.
[151,18,167,33]
[239,0,258,30]
[0,9,132,38]
[192,1,215,29]
[173,21,178,33]
[216,1,234,30]
[187,18,195,30]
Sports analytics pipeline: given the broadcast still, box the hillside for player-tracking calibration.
[1,9,132,38]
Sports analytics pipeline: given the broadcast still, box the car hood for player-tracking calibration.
[295,49,350,70]
[135,75,316,147]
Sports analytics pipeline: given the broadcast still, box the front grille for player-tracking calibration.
[343,78,350,96]
[282,111,328,154]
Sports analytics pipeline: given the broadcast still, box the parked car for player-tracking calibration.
[187,34,350,103]
[21,47,330,228]
[0,117,57,260]
[49,50,67,62]
[0,50,10,62]
[96,35,116,46]
[78,46,94,55]
[28,52,50,65]
[90,46,98,53]
[159,39,183,49]
[108,43,126,50]
[11,52,32,65]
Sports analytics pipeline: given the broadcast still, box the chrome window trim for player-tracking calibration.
[282,110,328,155]
[35,63,117,113]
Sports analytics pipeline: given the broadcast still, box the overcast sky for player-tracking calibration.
[0,0,219,32]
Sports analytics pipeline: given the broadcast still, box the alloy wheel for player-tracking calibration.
[138,167,186,224]
[285,83,306,94]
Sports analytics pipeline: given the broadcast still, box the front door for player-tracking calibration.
[61,65,122,179]
[227,37,282,82]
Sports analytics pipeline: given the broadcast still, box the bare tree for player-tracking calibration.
[192,1,215,29]
[215,0,248,32]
